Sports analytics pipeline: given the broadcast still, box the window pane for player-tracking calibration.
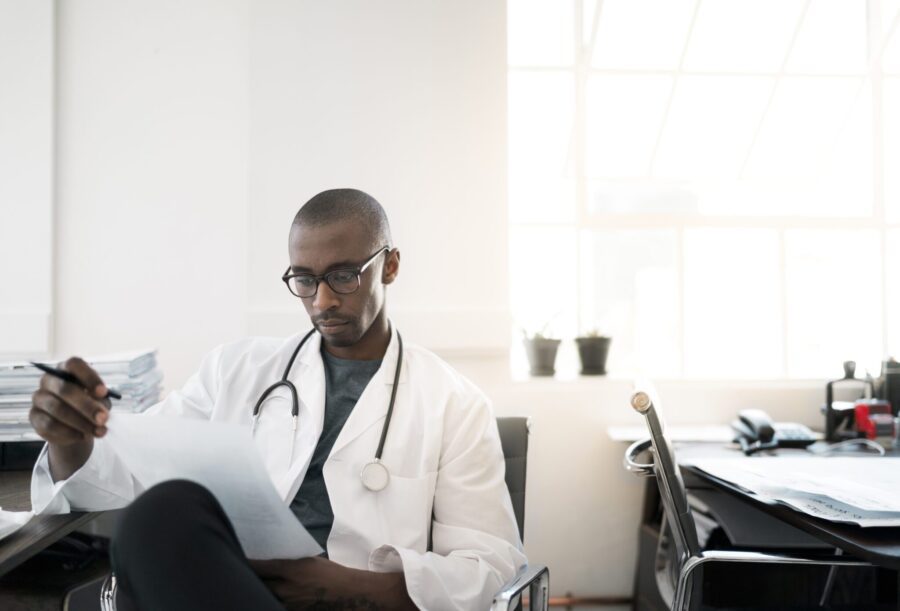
[888,229,900,359]
[508,71,575,223]
[582,0,598,47]
[683,229,783,378]
[587,180,699,215]
[883,0,900,45]
[653,76,773,180]
[586,75,672,178]
[508,0,574,67]
[785,0,868,74]
[744,77,864,181]
[590,0,695,70]
[509,227,578,339]
[883,1,900,75]
[886,79,900,223]
[785,229,882,378]
[580,230,679,377]
[740,80,872,217]
[682,0,807,73]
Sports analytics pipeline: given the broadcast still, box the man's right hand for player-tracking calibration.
[29,357,111,482]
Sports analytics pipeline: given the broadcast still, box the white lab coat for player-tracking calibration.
[30,328,526,610]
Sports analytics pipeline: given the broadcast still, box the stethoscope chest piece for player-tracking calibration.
[360,459,390,492]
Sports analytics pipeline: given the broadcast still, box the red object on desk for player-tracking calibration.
[854,399,894,439]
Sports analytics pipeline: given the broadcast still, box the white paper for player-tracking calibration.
[104,413,323,559]
[687,456,900,527]
[0,508,33,540]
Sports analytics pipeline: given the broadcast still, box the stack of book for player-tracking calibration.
[0,349,162,442]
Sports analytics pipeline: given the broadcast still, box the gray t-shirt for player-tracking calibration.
[290,348,382,554]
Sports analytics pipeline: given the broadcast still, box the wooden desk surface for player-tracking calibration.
[678,445,900,570]
[0,470,99,576]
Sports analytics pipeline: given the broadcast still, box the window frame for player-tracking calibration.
[508,0,900,379]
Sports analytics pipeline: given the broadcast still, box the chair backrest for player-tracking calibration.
[629,385,700,563]
[496,417,529,541]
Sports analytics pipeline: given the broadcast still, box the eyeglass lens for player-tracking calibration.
[289,270,359,298]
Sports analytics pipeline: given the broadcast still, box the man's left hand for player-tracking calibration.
[249,556,416,610]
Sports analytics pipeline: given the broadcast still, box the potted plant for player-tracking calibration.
[522,326,561,377]
[575,330,611,375]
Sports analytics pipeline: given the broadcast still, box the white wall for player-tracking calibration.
[54,0,249,384]
[246,0,510,354]
[0,0,53,354]
[47,0,831,602]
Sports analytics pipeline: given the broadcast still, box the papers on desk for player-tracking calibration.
[0,349,162,442]
[0,508,33,541]
[686,456,900,527]
[104,413,323,560]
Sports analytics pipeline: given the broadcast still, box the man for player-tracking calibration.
[29,189,525,610]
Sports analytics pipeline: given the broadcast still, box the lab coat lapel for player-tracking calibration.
[328,326,408,459]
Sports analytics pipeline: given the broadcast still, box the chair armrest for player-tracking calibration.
[693,549,869,568]
[491,563,549,611]
[100,572,117,611]
[623,437,654,477]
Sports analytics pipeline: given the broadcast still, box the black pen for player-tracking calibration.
[30,361,123,400]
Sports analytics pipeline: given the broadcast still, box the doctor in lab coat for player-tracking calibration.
[29,189,526,610]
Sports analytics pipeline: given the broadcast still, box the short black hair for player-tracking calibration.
[292,188,392,249]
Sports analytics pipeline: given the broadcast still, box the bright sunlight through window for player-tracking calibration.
[508,0,900,379]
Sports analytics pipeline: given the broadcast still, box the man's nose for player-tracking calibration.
[312,280,341,311]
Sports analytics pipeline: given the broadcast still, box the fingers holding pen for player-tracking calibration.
[28,408,84,445]
[62,356,110,400]
[31,389,106,438]
[38,372,109,428]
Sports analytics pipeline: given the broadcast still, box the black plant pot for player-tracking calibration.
[523,337,561,376]
[576,336,611,375]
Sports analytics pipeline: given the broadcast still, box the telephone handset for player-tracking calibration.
[731,409,817,455]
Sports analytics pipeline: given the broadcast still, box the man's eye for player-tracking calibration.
[330,271,356,284]
[294,276,316,287]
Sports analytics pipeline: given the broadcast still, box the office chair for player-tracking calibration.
[101,416,548,611]
[491,417,550,611]
[622,383,868,611]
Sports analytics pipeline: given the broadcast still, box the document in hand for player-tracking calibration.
[686,456,900,527]
[105,413,323,559]
[0,508,33,541]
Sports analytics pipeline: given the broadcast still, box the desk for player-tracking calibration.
[0,470,99,576]
[683,460,900,570]
[625,438,900,610]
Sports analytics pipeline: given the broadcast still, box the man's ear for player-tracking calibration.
[382,249,400,285]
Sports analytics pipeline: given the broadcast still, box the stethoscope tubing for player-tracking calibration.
[251,327,403,487]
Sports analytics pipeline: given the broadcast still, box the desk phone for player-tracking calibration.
[731,409,816,455]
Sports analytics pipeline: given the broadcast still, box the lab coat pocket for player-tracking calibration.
[376,471,437,553]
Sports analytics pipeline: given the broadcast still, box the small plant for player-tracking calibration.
[522,319,559,341]
[575,330,612,376]
[521,319,562,377]
[578,328,609,339]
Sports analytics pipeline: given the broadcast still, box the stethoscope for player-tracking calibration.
[251,327,403,492]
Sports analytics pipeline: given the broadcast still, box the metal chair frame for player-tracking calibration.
[101,417,548,611]
[624,384,871,611]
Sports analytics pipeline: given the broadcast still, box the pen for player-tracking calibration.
[30,361,123,401]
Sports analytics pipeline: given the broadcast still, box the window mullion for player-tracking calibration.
[574,0,588,334]
[869,0,889,360]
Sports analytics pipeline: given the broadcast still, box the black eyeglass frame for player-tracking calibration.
[282,246,390,298]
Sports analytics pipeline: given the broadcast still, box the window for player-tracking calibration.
[508,0,900,379]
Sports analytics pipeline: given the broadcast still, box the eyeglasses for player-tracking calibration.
[282,247,389,298]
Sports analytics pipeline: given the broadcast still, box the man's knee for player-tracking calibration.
[112,479,218,568]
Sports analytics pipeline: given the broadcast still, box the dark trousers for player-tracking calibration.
[110,479,286,611]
